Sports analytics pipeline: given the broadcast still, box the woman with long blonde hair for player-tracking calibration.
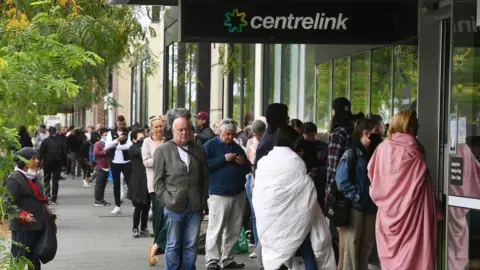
[143,115,166,265]
[368,110,437,270]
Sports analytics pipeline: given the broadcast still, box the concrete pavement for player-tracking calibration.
[40,176,258,270]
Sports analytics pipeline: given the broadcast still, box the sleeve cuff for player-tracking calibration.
[19,210,30,224]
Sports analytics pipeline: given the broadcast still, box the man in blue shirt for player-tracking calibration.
[203,119,251,270]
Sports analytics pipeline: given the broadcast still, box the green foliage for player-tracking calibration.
[0,0,150,267]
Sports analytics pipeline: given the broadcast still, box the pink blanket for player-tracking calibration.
[367,133,437,270]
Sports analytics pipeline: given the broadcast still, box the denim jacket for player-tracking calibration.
[335,146,377,213]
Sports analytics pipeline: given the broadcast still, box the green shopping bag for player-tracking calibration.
[235,227,249,254]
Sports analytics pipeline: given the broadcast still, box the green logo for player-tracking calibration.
[224,9,248,33]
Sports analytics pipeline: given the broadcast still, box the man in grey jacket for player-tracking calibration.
[153,116,209,270]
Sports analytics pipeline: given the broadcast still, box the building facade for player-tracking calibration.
[72,0,480,268]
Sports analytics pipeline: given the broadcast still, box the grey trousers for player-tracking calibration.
[205,192,246,267]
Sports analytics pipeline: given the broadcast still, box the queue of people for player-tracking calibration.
[5,97,449,270]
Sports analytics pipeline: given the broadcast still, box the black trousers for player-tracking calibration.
[94,168,109,202]
[110,162,132,207]
[11,230,44,270]
[43,162,62,202]
[133,196,151,231]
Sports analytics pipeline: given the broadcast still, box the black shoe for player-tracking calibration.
[94,200,105,207]
[207,263,220,270]
[223,262,245,269]
[102,200,112,206]
[140,229,150,237]
[132,228,140,238]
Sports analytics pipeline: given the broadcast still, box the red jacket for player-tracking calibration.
[94,141,110,169]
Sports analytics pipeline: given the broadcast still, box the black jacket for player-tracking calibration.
[39,136,67,166]
[19,133,33,148]
[4,171,50,232]
[127,143,149,204]
[195,126,214,145]
[67,135,82,153]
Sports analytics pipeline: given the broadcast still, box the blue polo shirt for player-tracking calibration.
[203,136,251,196]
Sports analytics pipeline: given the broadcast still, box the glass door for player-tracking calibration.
[446,1,480,269]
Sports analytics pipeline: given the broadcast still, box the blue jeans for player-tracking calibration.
[299,234,318,270]
[164,203,202,270]
[245,174,258,245]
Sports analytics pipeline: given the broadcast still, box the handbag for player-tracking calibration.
[325,147,358,227]
[35,215,58,264]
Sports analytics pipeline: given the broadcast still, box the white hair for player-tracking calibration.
[220,119,237,132]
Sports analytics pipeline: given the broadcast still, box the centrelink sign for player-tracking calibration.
[180,1,417,45]
[224,9,349,33]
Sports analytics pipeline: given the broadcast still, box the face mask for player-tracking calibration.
[368,133,382,150]
[102,136,107,141]
[136,140,144,147]
[26,168,39,179]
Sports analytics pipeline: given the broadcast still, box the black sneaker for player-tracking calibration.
[132,228,140,238]
[207,263,220,270]
[102,200,112,206]
[140,229,150,237]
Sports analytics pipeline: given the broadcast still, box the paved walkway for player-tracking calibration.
[41,176,258,270]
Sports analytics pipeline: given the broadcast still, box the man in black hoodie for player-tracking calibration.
[252,103,289,270]
[40,126,67,205]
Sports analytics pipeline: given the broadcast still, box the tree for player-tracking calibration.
[0,0,150,234]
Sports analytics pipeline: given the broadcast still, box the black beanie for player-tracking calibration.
[14,147,39,168]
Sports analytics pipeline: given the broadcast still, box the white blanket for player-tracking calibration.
[253,147,336,270]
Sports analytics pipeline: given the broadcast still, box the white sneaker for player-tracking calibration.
[82,180,91,188]
[110,206,121,215]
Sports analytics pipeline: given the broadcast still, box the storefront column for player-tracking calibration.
[210,43,224,123]
[254,44,263,119]
[196,42,211,113]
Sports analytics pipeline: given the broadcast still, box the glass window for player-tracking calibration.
[282,44,292,106]
[351,52,371,114]
[304,45,316,122]
[185,43,197,113]
[449,3,480,199]
[140,59,149,126]
[371,46,393,123]
[131,65,138,124]
[316,62,331,131]
[244,44,255,127]
[168,44,178,109]
[333,57,350,100]
[232,44,255,127]
[232,44,242,124]
[394,41,418,113]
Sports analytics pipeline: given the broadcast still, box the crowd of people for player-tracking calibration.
[6,97,450,270]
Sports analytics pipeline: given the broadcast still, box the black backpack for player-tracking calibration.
[325,147,358,227]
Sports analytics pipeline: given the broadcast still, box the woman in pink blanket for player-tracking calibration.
[367,110,437,270]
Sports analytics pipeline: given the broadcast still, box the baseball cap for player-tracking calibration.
[194,111,209,120]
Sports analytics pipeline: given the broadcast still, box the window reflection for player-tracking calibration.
[371,46,393,123]
[448,206,480,269]
[351,52,370,114]
[333,57,350,99]
[316,62,331,130]
[394,42,418,113]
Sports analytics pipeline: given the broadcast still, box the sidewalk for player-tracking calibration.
[45,176,258,270]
